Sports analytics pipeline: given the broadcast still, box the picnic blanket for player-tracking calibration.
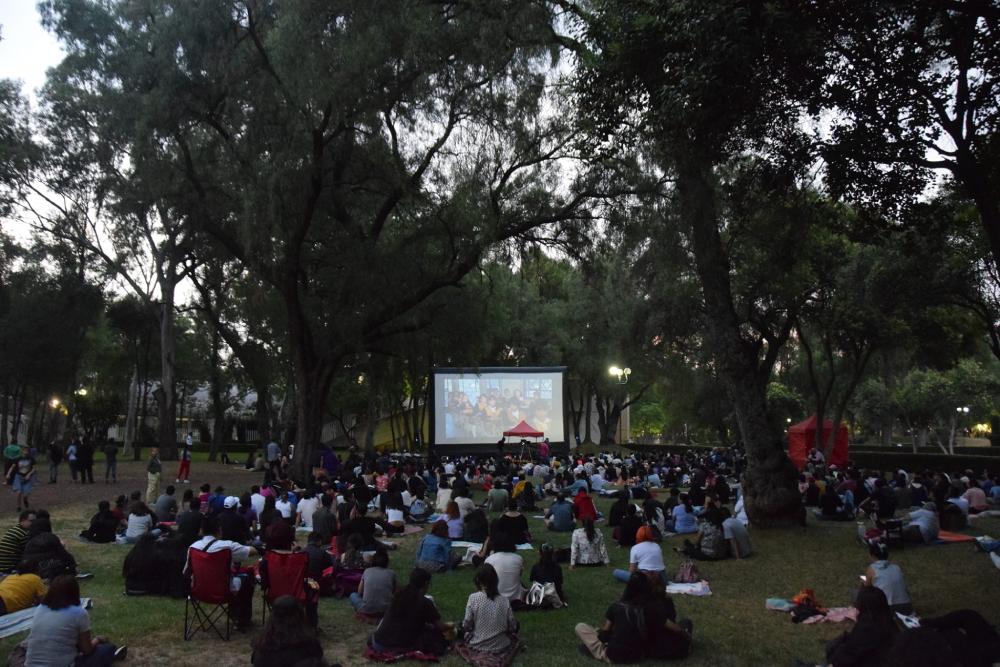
[933,530,976,544]
[801,607,858,624]
[0,598,93,639]
[453,639,524,667]
[665,581,712,597]
[363,645,440,663]
[451,541,534,551]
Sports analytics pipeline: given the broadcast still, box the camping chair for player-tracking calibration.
[259,550,309,624]
[184,547,234,641]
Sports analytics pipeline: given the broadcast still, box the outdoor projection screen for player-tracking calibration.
[431,367,567,447]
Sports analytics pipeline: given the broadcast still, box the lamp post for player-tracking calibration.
[608,366,631,384]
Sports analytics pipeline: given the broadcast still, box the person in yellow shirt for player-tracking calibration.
[0,561,46,614]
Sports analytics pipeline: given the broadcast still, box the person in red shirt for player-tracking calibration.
[573,488,598,523]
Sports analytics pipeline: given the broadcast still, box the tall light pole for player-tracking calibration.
[608,366,631,384]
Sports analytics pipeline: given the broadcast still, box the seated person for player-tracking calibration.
[486,486,510,512]
[0,511,36,573]
[616,504,643,548]
[338,506,379,552]
[23,517,79,580]
[0,560,45,614]
[122,533,189,597]
[415,521,458,573]
[79,501,119,544]
[613,526,666,586]
[545,493,575,532]
[678,510,730,561]
[670,496,699,534]
[862,539,911,614]
[124,501,161,544]
[153,486,178,523]
[819,485,852,521]
[485,533,526,609]
[370,568,452,656]
[444,501,464,539]
[575,571,648,663]
[251,594,323,667]
[175,498,203,546]
[186,515,258,629]
[903,502,940,544]
[25,575,125,666]
[722,509,752,559]
[304,532,334,595]
[455,564,520,664]
[571,519,610,568]
[463,509,489,543]
[643,587,693,660]
[340,533,368,570]
[825,586,898,667]
[529,543,565,604]
[349,549,395,615]
[572,488,599,524]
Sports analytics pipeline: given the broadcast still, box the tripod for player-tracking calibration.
[517,439,533,461]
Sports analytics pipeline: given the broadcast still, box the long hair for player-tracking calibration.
[390,568,432,615]
[583,518,596,542]
[252,595,316,652]
[474,563,500,600]
[855,586,898,637]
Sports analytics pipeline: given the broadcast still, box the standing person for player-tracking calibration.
[102,441,118,484]
[176,432,193,483]
[8,445,36,511]
[265,439,282,480]
[78,437,95,484]
[3,439,21,486]
[47,440,63,484]
[66,437,79,483]
[145,448,162,503]
[538,437,550,461]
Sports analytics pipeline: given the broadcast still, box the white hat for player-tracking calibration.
[223,496,239,509]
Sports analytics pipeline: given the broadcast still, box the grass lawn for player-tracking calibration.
[2,468,998,666]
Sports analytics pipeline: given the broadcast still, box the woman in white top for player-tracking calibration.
[570,519,610,568]
[863,540,912,613]
[612,525,666,586]
[124,501,161,543]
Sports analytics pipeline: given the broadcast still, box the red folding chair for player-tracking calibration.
[184,547,234,641]
[259,550,309,624]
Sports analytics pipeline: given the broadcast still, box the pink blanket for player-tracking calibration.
[801,607,858,624]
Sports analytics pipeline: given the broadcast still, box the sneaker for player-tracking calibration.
[175,479,181,483]
[76,572,94,580]
[113,645,127,661]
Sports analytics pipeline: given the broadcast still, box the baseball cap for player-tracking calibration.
[223,496,239,509]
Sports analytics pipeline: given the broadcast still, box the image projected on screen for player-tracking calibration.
[434,370,564,445]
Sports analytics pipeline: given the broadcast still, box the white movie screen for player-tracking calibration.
[433,370,564,445]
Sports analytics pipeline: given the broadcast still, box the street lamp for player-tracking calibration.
[49,397,60,409]
[956,406,970,414]
[75,388,88,397]
[608,366,632,384]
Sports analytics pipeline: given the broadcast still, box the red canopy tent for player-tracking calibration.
[787,415,849,470]
[502,420,544,438]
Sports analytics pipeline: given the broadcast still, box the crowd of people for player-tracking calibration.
[0,436,997,665]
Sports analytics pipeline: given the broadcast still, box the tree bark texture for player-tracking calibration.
[676,157,801,527]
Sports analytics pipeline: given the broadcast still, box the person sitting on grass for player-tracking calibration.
[304,532,334,596]
[463,508,489,543]
[862,539,912,614]
[642,582,693,660]
[350,548,395,616]
[571,518,610,569]
[0,560,45,615]
[0,510,36,573]
[677,508,730,561]
[824,586,898,667]
[721,508,752,559]
[341,532,368,570]
[124,500,160,544]
[370,567,453,657]
[616,504,643,548]
[903,501,940,544]
[445,501,464,539]
[670,494,699,535]
[25,574,126,666]
[485,533,526,610]
[613,526,667,587]
[607,491,631,528]
[529,543,566,605]
[819,484,852,521]
[251,594,323,667]
[23,515,81,580]
[80,501,119,544]
[415,521,459,573]
[455,564,521,666]
[545,493,575,532]
[575,571,649,663]
[573,487,599,524]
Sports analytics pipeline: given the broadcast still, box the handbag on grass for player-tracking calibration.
[673,559,699,584]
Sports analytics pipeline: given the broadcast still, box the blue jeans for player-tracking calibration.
[76,642,115,667]
[349,592,364,611]
[613,569,668,587]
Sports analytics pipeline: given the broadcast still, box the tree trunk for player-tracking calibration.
[10,383,25,443]
[583,387,593,444]
[290,363,332,480]
[208,329,225,462]
[156,279,179,460]
[0,383,9,448]
[123,369,138,455]
[676,156,801,527]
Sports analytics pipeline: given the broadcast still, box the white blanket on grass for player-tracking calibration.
[664,581,712,597]
[451,541,534,551]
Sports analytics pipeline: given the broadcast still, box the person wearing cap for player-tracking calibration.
[903,502,940,544]
[219,496,251,544]
[186,515,258,629]
[153,485,178,523]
